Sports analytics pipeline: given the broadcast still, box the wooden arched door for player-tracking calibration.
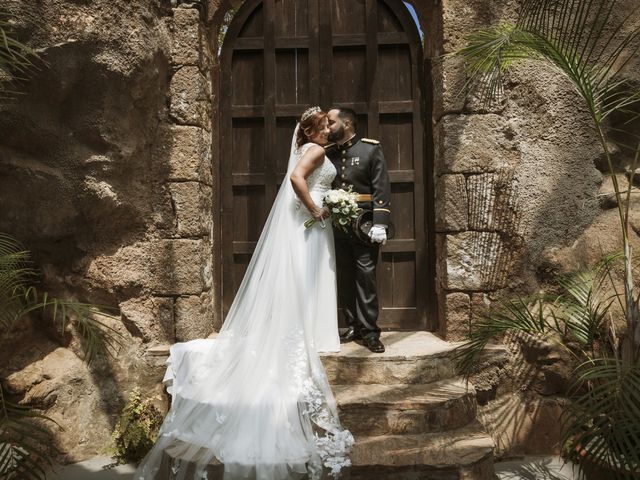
[220,0,430,330]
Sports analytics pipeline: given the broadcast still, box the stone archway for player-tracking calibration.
[214,0,436,331]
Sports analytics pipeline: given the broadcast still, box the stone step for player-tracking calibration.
[335,378,477,436]
[161,423,495,480]
[345,423,496,480]
[321,331,459,385]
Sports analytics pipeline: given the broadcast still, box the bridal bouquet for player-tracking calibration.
[304,187,361,232]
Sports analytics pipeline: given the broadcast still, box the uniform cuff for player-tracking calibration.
[373,210,390,226]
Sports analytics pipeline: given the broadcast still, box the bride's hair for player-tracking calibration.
[296,108,327,148]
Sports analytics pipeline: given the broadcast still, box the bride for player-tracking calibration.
[135,107,354,480]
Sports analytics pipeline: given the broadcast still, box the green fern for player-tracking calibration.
[110,388,162,465]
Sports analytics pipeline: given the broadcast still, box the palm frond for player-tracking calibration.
[454,23,539,105]
[454,0,640,124]
[453,296,559,377]
[0,234,36,332]
[0,8,40,103]
[0,385,55,480]
[555,255,621,349]
[563,358,640,476]
[15,289,123,365]
[0,233,123,362]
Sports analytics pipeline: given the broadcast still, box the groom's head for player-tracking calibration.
[327,107,357,143]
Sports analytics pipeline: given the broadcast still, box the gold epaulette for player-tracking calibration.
[361,138,380,144]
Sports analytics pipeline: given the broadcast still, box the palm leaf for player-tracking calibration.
[563,358,640,476]
[14,289,123,365]
[0,233,123,362]
[454,0,640,123]
[0,8,40,103]
[0,384,56,480]
[555,255,621,349]
[453,296,560,377]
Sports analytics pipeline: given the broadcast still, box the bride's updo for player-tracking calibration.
[296,106,327,148]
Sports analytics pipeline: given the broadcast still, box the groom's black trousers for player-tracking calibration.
[334,231,381,340]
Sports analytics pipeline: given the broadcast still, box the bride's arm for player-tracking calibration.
[290,144,330,221]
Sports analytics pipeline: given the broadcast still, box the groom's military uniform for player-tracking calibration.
[325,135,391,341]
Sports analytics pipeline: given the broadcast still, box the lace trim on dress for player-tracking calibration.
[285,330,354,479]
[300,378,355,478]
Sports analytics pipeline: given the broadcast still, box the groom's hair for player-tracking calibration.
[332,107,357,131]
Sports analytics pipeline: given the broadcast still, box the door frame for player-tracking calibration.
[216,0,435,330]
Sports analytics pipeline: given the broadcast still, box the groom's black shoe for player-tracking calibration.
[340,326,361,343]
[363,336,385,353]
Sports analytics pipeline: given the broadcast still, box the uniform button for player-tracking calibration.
[341,150,346,154]
[341,166,345,170]
[341,175,346,179]
[341,183,346,187]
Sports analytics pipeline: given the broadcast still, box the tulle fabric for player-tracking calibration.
[134,126,353,480]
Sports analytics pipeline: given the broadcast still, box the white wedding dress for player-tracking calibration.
[135,127,352,480]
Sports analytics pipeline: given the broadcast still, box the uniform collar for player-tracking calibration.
[338,134,359,150]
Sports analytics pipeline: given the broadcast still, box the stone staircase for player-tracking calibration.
[324,331,496,480]
[153,331,497,479]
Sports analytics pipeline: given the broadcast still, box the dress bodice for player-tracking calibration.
[301,143,336,195]
[308,156,337,193]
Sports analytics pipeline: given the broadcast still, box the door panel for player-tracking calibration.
[221,0,428,330]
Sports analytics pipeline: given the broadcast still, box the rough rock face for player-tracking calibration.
[410,0,640,459]
[1,0,638,466]
[0,319,169,462]
[0,0,215,462]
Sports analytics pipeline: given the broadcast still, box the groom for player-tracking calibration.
[326,107,391,353]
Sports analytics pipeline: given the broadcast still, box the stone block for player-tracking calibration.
[478,394,568,456]
[467,173,496,230]
[432,56,467,119]
[334,379,476,436]
[434,114,518,174]
[322,332,457,385]
[170,66,211,129]
[439,231,512,290]
[470,292,492,325]
[441,0,518,54]
[597,173,628,210]
[467,173,518,231]
[170,8,200,66]
[175,293,215,341]
[169,181,213,237]
[90,240,209,295]
[164,126,212,184]
[151,239,209,295]
[119,296,175,343]
[435,173,468,232]
[442,292,471,341]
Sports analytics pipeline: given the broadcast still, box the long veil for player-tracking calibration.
[135,124,354,480]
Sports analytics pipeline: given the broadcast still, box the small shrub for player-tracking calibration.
[111,388,163,464]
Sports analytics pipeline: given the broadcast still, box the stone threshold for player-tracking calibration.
[145,331,506,359]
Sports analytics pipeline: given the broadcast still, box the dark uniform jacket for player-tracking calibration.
[325,135,391,226]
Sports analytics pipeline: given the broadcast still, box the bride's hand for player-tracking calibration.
[311,206,330,221]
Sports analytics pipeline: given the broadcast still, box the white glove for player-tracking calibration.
[368,224,387,245]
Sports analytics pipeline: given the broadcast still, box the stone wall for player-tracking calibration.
[409,0,640,459]
[1,0,639,464]
[0,0,217,461]
[410,0,640,340]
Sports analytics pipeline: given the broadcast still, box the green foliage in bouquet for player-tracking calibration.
[110,388,163,465]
